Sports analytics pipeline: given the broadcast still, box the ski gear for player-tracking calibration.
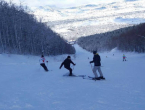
[88,76,100,80]
[63,74,85,77]
[83,76,100,81]
[99,76,105,80]
[92,77,100,80]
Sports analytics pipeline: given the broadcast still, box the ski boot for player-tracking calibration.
[99,76,105,80]
[92,77,100,80]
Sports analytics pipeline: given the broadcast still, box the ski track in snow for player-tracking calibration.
[0,44,145,110]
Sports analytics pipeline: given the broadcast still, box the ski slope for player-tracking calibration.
[0,44,145,110]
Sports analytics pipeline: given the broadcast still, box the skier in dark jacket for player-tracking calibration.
[60,56,76,76]
[90,51,105,80]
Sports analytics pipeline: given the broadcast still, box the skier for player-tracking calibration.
[60,56,76,76]
[39,55,48,71]
[123,54,126,61]
[90,51,105,80]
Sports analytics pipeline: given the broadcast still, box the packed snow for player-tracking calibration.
[0,44,145,110]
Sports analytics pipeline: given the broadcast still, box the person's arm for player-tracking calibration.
[60,61,64,69]
[90,61,93,63]
[44,58,48,63]
[70,60,75,65]
[90,56,95,63]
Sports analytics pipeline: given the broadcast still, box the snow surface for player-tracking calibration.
[0,44,145,110]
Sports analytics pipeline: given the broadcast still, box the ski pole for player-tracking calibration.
[90,63,93,72]
[72,65,74,71]
[88,57,93,72]
[39,65,41,70]
[46,61,49,70]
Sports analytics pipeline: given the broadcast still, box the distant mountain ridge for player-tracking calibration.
[30,0,145,41]
[125,0,139,1]
[31,0,145,21]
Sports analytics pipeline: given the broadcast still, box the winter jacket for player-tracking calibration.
[60,58,75,68]
[39,57,47,64]
[90,53,101,66]
[123,55,126,58]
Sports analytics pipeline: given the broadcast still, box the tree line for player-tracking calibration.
[0,0,75,55]
[77,23,145,53]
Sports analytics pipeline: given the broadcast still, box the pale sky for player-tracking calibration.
[4,0,139,8]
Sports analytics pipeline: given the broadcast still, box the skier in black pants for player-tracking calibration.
[90,51,105,80]
[60,56,76,76]
[39,55,48,71]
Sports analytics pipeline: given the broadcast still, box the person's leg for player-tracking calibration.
[43,64,48,71]
[93,66,98,78]
[40,64,44,68]
[98,66,103,77]
[65,67,72,76]
[40,64,48,71]
[92,66,100,80]
[98,66,105,79]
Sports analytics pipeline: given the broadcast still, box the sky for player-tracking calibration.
[4,0,126,8]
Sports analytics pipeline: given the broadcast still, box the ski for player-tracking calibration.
[63,74,86,78]
[83,76,97,81]
[83,76,105,80]
[88,76,105,80]
[75,75,86,77]
[88,76,94,78]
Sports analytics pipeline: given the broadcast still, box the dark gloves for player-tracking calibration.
[74,64,76,66]
[46,61,48,63]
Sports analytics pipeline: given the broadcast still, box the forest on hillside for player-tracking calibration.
[77,23,145,53]
[0,0,75,55]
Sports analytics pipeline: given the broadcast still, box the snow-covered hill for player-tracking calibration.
[31,0,145,40]
[0,44,145,110]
